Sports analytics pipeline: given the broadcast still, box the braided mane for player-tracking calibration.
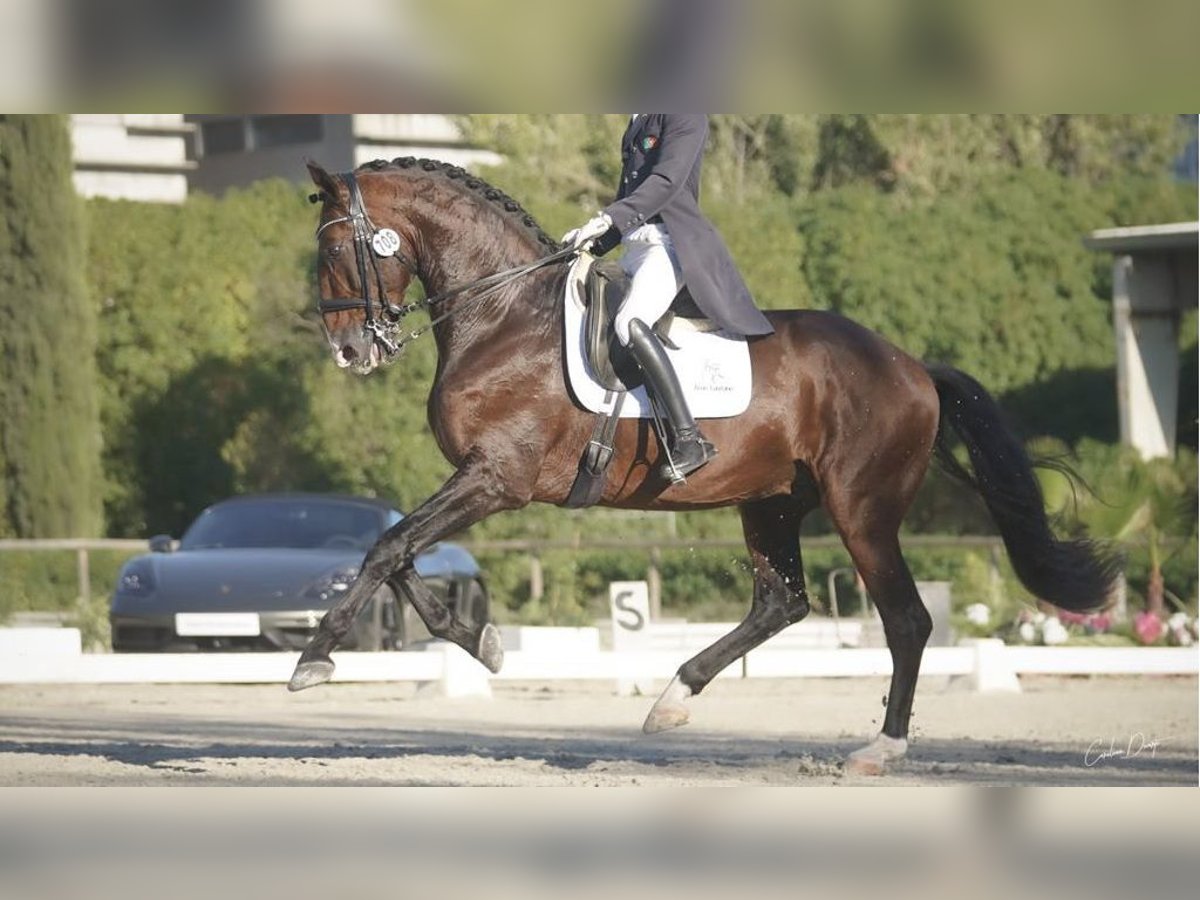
[357,157,562,252]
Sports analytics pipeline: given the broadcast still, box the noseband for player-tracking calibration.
[315,170,578,361]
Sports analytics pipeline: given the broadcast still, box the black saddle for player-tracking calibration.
[583,260,705,392]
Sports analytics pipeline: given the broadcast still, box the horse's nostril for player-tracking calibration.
[340,345,358,363]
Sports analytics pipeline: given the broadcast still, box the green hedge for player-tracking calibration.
[0,549,139,650]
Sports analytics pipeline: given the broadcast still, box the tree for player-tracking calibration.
[454,115,626,211]
[810,115,1188,196]
[0,115,101,537]
[796,166,1194,401]
[88,180,318,534]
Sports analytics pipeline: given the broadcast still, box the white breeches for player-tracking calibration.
[614,224,684,346]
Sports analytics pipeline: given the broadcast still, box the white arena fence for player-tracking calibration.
[0,624,1194,698]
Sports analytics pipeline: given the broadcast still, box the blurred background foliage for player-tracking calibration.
[1,114,1196,633]
[0,115,102,539]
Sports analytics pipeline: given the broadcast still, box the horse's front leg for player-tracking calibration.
[288,453,526,691]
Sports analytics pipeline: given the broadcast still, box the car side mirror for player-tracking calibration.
[149,534,175,553]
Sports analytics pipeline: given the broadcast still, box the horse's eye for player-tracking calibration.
[326,244,343,259]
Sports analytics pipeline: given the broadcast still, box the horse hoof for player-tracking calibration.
[288,658,335,692]
[477,623,504,674]
[643,702,690,734]
[845,733,908,776]
[642,675,693,734]
[845,754,887,776]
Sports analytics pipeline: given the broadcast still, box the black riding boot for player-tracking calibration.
[626,318,716,482]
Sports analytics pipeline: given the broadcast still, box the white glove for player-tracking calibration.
[562,212,612,250]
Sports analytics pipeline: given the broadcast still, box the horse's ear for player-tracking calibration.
[306,161,340,202]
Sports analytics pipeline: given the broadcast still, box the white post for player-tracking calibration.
[610,581,653,696]
[952,638,1021,693]
[417,644,492,699]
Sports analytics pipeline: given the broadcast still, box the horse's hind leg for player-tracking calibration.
[644,495,811,734]
[837,529,932,775]
[289,453,522,691]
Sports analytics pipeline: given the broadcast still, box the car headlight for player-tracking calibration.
[305,565,361,602]
[116,560,156,596]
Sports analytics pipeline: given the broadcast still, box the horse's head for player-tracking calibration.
[308,162,416,375]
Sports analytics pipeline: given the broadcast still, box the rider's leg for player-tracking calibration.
[614,233,682,346]
[615,233,716,482]
[626,319,716,481]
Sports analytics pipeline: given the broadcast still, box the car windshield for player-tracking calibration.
[180,499,390,551]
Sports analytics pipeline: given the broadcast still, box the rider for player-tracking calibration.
[563,114,774,482]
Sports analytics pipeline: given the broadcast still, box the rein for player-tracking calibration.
[315,171,576,359]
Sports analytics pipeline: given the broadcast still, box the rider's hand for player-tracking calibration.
[562,212,612,250]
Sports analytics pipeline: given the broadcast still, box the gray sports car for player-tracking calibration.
[109,494,488,652]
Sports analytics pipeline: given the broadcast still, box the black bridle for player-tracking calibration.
[315,172,418,357]
[314,171,577,361]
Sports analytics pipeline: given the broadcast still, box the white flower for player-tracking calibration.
[1041,617,1069,646]
[965,603,990,627]
[1032,611,1047,625]
[1019,622,1036,643]
[1164,613,1196,646]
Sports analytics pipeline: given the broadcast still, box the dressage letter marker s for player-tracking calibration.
[610,581,653,696]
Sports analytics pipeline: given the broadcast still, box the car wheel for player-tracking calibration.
[462,580,489,631]
[383,585,407,651]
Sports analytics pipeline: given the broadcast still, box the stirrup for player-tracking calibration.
[660,435,717,483]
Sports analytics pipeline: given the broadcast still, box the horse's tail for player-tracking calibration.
[925,363,1120,612]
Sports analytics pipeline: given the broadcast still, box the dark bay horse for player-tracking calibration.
[293,157,1117,774]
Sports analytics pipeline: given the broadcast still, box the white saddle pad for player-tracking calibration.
[563,254,752,419]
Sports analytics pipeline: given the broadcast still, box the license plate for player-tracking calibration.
[175,613,261,637]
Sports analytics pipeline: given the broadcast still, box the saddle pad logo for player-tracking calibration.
[642,135,659,151]
[695,359,733,393]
